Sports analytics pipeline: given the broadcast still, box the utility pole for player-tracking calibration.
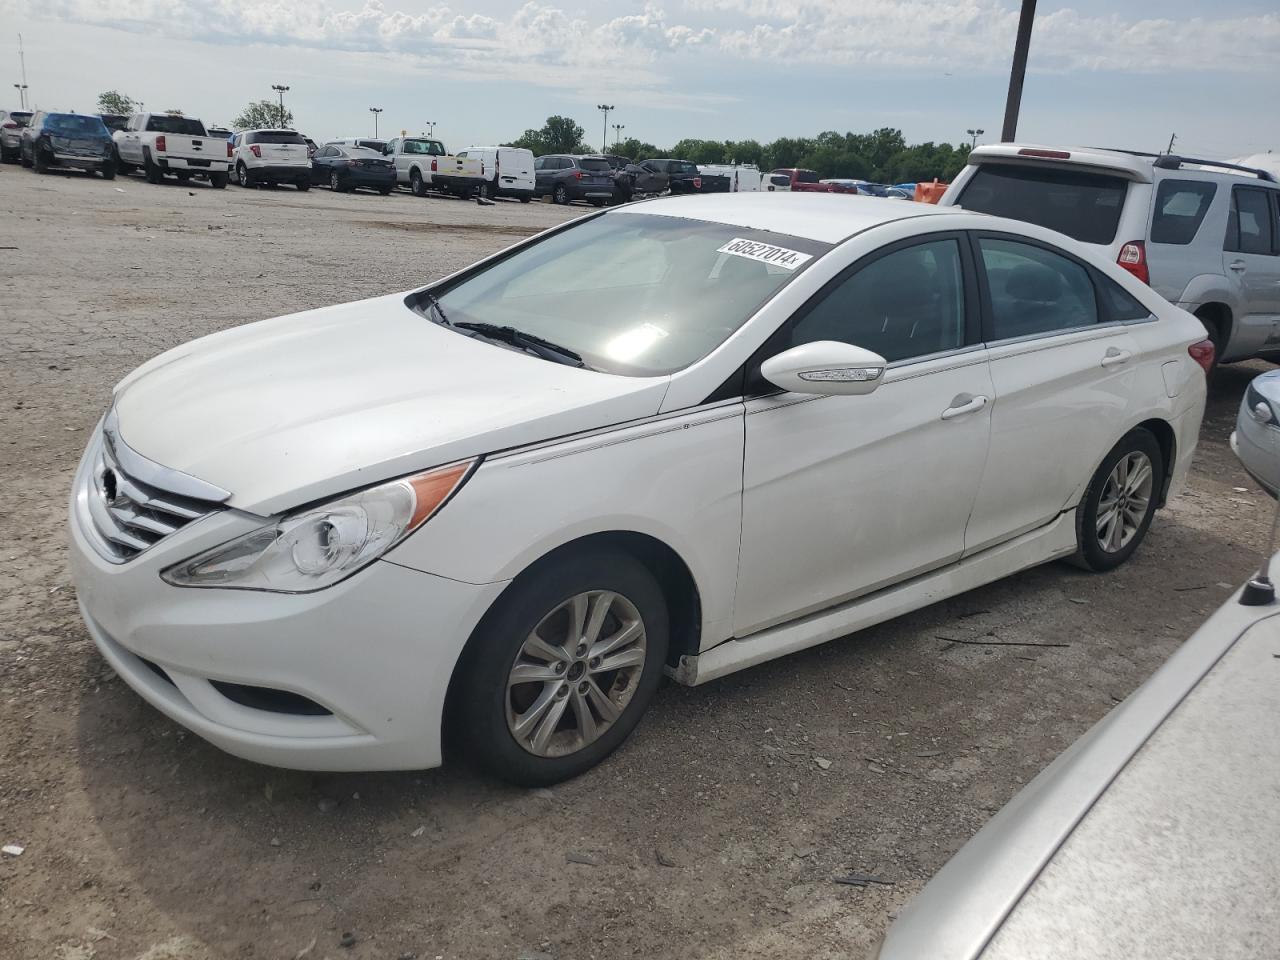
[1000,0,1037,142]
[1165,133,1177,155]
[271,84,290,127]
[966,128,985,149]
[597,104,614,153]
[369,106,383,138]
[612,123,625,151]
[12,83,26,110]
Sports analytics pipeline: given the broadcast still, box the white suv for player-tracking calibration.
[232,129,311,190]
[942,145,1280,365]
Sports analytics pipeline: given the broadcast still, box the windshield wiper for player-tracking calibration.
[452,321,585,367]
[421,291,451,327]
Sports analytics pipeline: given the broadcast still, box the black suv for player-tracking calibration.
[639,158,702,194]
[21,111,115,178]
[534,155,615,205]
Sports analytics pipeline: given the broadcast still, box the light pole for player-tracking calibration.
[611,123,625,151]
[271,84,290,128]
[12,83,27,110]
[966,128,984,149]
[597,104,614,153]
[424,121,436,137]
[1001,0,1037,141]
[369,107,383,138]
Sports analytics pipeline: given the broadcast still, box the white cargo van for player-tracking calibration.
[698,163,762,193]
[456,146,536,201]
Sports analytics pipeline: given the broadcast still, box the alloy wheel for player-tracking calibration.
[1096,451,1153,553]
[505,590,647,758]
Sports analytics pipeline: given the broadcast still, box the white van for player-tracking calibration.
[699,163,762,192]
[456,145,535,201]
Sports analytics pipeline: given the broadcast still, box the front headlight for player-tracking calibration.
[162,460,475,593]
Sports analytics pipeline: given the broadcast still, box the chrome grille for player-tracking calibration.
[81,410,231,563]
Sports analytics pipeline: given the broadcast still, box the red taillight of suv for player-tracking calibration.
[694,176,702,190]
[250,144,262,158]
[1188,339,1216,374]
[575,169,582,180]
[1117,240,1149,284]
[154,135,166,152]
[1,122,16,130]
[226,141,233,158]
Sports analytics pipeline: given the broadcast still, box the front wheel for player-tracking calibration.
[454,551,669,786]
[33,145,49,174]
[1073,429,1163,572]
[553,184,568,205]
[100,162,116,180]
[144,153,163,184]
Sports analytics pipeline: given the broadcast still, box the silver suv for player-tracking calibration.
[942,145,1280,365]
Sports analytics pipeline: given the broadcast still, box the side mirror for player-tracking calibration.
[760,341,887,396]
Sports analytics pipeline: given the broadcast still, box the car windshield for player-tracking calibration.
[430,213,830,376]
[145,115,207,136]
[957,162,1128,245]
[45,114,109,137]
[404,139,445,155]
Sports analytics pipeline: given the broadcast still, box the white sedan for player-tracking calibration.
[68,194,1212,785]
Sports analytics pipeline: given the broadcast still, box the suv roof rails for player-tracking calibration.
[1094,148,1275,182]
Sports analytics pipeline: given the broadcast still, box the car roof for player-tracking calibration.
[617,193,965,244]
[967,143,1158,182]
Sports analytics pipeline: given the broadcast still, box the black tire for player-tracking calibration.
[1073,428,1164,572]
[553,184,569,205]
[519,194,532,204]
[100,161,116,180]
[33,144,49,174]
[237,162,253,188]
[589,198,606,207]
[378,186,392,195]
[410,168,427,197]
[454,550,669,786]
[143,152,163,184]
[295,179,310,192]
[483,179,498,200]
[19,145,31,168]
[330,170,347,192]
[209,172,228,189]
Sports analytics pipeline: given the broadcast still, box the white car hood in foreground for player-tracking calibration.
[112,294,669,514]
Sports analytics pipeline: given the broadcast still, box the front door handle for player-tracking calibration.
[941,394,989,420]
[1101,347,1133,368]
[1229,260,1247,273]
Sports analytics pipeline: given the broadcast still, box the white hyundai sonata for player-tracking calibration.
[69,194,1212,785]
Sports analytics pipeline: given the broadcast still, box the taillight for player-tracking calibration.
[694,176,702,189]
[226,141,233,158]
[1017,148,1071,160]
[575,169,582,180]
[155,135,166,152]
[1,122,15,129]
[431,158,437,172]
[250,144,262,158]
[1117,241,1149,284]
[1188,339,1215,374]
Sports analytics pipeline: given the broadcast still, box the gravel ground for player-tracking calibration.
[0,165,1271,960]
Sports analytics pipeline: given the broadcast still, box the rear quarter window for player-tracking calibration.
[958,162,1128,245]
[1150,179,1217,245]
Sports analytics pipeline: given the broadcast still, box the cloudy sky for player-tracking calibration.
[5,0,1278,156]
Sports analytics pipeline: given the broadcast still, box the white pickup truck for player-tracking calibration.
[113,113,232,188]
[383,136,483,197]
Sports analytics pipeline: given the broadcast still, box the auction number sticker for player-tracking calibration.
[716,238,813,271]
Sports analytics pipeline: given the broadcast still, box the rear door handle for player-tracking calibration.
[1229,260,1247,273]
[1101,347,1133,368]
[941,394,989,420]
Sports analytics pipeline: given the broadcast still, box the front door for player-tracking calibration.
[735,234,993,635]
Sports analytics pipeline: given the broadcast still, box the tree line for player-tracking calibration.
[506,116,970,183]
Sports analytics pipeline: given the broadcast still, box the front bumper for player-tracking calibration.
[68,432,508,771]
[1231,426,1280,498]
[53,152,110,170]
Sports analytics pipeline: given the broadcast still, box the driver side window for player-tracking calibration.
[788,239,967,362]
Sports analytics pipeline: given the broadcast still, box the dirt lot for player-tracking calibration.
[0,166,1270,960]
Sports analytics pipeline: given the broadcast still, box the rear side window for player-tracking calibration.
[790,239,967,362]
[796,170,820,184]
[980,237,1099,339]
[1150,180,1217,245]
[145,115,207,136]
[579,158,612,173]
[1097,276,1151,322]
[1226,187,1276,256]
[958,163,1127,245]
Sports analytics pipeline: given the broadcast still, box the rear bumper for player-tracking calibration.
[243,163,309,180]
[157,156,232,173]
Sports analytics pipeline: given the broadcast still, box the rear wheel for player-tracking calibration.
[33,144,49,174]
[100,161,116,180]
[553,183,568,205]
[237,162,253,188]
[209,172,228,189]
[454,551,668,786]
[330,170,347,192]
[410,168,427,197]
[1195,308,1227,369]
[143,153,163,184]
[1073,428,1163,572]
[519,194,532,204]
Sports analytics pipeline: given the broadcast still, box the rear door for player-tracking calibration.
[1222,185,1280,356]
[257,131,309,169]
[964,233,1146,553]
[499,148,533,190]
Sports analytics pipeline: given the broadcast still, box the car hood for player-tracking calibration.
[112,294,670,515]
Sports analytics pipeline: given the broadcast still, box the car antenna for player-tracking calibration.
[1240,495,1280,606]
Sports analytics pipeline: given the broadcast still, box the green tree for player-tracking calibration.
[506,115,587,155]
[762,136,813,170]
[669,138,729,165]
[232,100,294,131]
[611,137,660,159]
[724,139,764,166]
[96,90,135,115]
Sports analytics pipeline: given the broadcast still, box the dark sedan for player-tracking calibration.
[21,111,115,178]
[311,143,395,194]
